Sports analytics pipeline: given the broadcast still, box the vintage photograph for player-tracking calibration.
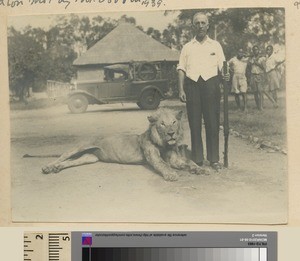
[9,8,287,223]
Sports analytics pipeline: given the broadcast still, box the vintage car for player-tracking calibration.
[67,62,174,113]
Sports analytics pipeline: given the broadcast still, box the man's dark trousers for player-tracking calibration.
[184,76,221,164]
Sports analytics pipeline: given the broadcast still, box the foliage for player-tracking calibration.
[8,15,118,101]
[165,8,285,59]
[8,9,285,101]
[8,27,45,100]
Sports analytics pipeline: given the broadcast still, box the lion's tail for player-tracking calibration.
[23,154,61,158]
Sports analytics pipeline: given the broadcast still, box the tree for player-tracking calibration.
[8,23,77,100]
[120,14,136,25]
[165,8,285,59]
[146,27,162,41]
[8,27,46,101]
[8,14,140,101]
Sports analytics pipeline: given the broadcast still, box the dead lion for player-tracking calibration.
[41,108,208,181]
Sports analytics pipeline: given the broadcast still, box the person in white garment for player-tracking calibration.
[177,12,229,171]
[265,45,285,104]
[229,49,249,112]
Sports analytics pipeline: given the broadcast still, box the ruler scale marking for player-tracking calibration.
[24,232,275,261]
[24,232,71,261]
[49,233,69,236]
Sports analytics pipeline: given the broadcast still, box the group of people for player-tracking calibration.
[229,45,284,112]
[176,12,284,171]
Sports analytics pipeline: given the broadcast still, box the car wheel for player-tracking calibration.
[68,94,88,113]
[138,89,161,110]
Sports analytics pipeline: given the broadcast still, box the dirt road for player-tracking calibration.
[10,101,287,223]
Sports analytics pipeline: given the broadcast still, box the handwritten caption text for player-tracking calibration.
[0,0,164,9]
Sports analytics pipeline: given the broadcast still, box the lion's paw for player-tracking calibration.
[42,165,54,174]
[42,164,62,174]
[190,166,210,175]
[163,171,179,181]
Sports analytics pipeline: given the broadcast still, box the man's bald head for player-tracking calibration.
[192,12,209,25]
[192,12,209,41]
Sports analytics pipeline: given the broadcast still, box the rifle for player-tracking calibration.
[223,61,229,168]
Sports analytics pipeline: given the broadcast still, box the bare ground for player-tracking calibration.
[10,100,287,224]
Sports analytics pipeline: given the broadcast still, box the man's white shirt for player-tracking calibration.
[265,53,284,73]
[228,56,248,75]
[177,36,225,82]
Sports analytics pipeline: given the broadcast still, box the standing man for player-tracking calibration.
[265,45,284,104]
[229,49,249,112]
[248,45,266,110]
[177,12,229,171]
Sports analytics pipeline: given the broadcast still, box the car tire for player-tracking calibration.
[68,94,89,113]
[138,89,161,110]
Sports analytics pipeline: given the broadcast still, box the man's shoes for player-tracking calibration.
[210,162,223,171]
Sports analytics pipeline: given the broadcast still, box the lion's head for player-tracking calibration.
[147,108,184,147]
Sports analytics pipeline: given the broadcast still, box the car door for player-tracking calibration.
[97,67,134,100]
[97,80,132,100]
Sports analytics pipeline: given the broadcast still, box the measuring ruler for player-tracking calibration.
[24,232,71,261]
[23,231,276,261]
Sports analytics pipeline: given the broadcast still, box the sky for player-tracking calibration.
[8,10,180,32]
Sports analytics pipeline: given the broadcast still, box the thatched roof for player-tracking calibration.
[73,22,179,66]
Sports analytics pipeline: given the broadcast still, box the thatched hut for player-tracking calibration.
[73,21,179,82]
